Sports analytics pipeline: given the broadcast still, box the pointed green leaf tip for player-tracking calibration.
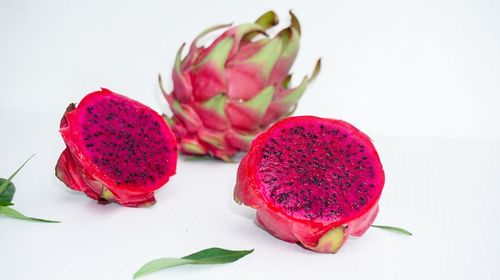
[371,225,413,236]
[289,10,301,35]
[243,85,274,116]
[247,37,282,79]
[174,43,186,71]
[278,27,300,59]
[236,23,267,43]
[133,248,254,279]
[0,154,35,194]
[193,23,233,47]
[282,74,292,88]
[198,37,234,70]
[280,59,321,105]
[242,11,278,42]
[158,74,169,100]
[0,154,60,223]
[0,207,60,223]
[310,58,322,81]
[255,10,279,29]
[203,94,226,116]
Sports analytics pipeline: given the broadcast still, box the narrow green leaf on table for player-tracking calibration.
[371,225,412,236]
[0,206,60,223]
[0,154,35,195]
[133,247,254,279]
[0,154,60,223]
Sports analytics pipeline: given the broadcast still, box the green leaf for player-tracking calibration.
[0,206,60,223]
[133,248,254,279]
[182,247,253,263]
[0,178,15,205]
[371,225,412,236]
[134,258,193,278]
[0,154,35,195]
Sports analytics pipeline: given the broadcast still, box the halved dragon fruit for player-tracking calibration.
[234,116,384,253]
[55,88,178,207]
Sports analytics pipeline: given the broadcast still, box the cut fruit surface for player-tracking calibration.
[56,88,177,207]
[234,116,384,253]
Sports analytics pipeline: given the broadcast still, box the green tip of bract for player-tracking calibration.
[310,58,322,81]
[289,10,301,35]
[242,11,279,42]
[243,86,274,116]
[255,10,279,29]
[174,43,186,70]
[182,142,207,155]
[158,74,169,98]
[194,23,233,46]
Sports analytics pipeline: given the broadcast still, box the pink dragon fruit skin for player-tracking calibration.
[234,116,385,253]
[161,11,321,161]
[55,89,178,207]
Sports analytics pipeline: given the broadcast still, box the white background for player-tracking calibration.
[1,0,499,279]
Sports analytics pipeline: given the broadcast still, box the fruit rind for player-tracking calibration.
[164,11,320,161]
[55,89,177,207]
[234,116,384,253]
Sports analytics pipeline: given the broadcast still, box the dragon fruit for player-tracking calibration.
[234,116,385,253]
[160,11,321,161]
[55,89,178,207]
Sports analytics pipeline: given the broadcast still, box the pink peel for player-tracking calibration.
[162,11,320,161]
[234,116,385,253]
[55,89,177,207]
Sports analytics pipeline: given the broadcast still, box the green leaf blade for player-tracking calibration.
[0,178,15,204]
[0,206,60,223]
[183,247,254,264]
[133,258,194,279]
[0,154,35,194]
[371,225,412,236]
[133,248,253,279]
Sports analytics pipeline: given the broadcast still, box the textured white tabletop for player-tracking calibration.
[1,1,499,279]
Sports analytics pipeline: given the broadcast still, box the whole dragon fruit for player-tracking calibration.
[160,11,320,161]
[55,89,178,207]
[234,116,385,253]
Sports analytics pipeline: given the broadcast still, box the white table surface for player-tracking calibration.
[1,1,500,279]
